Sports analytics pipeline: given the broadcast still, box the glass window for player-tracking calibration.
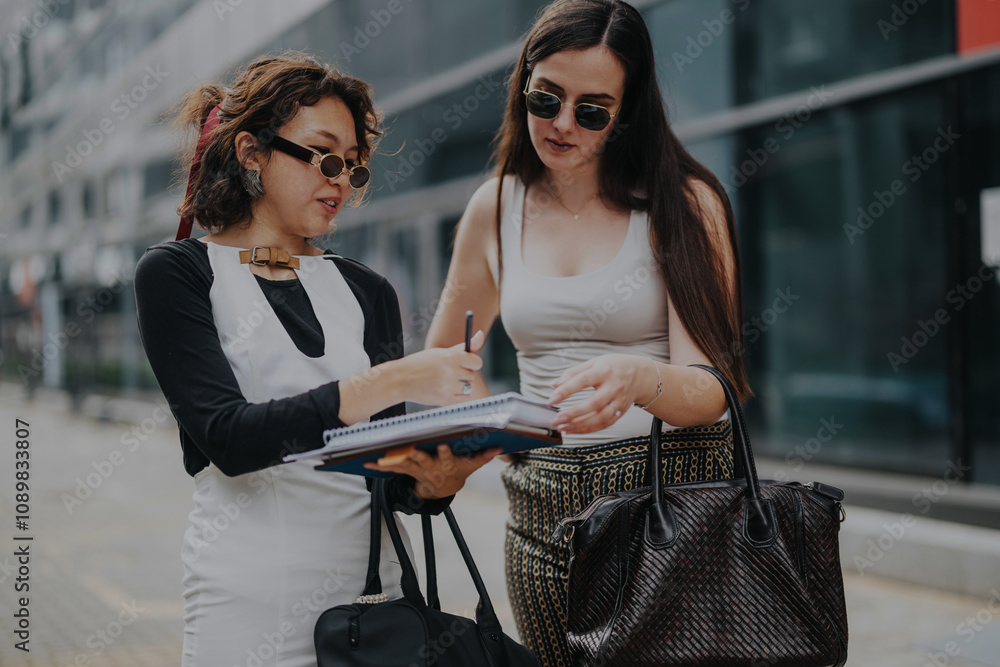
[142,159,174,200]
[54,0,76,22]
[9,124,31,162]
[19,206,32,229]
[41,0,199,99]
[328,223,374,265]
[437,215,460,270]
[270,1,547,101]
[368,70,506,200]
[734,0,955,104]
[959,64,1000,485]
[737,83,952,474]
[388,225,421,333]
[687,135,739,217]
[645,0,737,120]
[48,190,62,227]
[82,181,96,219]
[105,167,131,217]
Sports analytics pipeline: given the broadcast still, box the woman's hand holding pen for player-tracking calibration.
[366,327,500,497]
[390,329,487,407]
[548,354,654,434]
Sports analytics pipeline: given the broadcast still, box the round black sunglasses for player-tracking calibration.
[267,134,371,188]
[522,81,618,131]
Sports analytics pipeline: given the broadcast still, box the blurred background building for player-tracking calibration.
[1,0,998,488]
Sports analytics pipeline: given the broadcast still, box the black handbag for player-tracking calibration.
[554,365,849,666]
[315,478,539,667]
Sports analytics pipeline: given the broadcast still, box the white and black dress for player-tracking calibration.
[135,238,445,667]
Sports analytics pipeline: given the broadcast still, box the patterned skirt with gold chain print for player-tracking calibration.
[501,420,734,667]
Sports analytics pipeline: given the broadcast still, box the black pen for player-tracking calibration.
[464,310,474,352]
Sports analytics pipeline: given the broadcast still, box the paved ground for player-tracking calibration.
[1,384,999,666]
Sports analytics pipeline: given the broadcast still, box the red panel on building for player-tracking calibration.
[957,0,1000,53]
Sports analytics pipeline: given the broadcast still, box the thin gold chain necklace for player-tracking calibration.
[547,182,600,220]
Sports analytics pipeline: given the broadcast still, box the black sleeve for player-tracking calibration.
[134,244,347,477]
[358,275,453,516]
[365,276,406,422]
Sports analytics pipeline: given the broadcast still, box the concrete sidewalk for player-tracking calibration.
[0,385,998,666]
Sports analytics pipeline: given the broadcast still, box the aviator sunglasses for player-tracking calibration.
[267,134,371,188]
[522,80,618,131]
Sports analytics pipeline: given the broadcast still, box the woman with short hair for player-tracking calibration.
[135,52,498,666]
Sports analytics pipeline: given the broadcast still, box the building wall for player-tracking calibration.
[1,0,998,482]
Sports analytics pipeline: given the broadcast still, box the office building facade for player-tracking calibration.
[1,0,998,483]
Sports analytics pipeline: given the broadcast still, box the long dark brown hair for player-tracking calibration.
[172,51,382,232]
[492,0,751,401]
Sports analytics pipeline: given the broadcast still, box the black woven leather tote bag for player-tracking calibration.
[554,365,849,666]
[315,479,539,667]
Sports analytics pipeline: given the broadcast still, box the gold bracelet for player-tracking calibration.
[635,359,662,410]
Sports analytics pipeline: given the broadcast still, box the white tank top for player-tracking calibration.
[498,177,675,446]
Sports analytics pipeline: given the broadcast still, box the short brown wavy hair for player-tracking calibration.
[172,51,382,233]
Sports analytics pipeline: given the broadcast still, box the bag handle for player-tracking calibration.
[367,479,507,639]
[423,515,441,611]
[361,480,424,602]
[646,365,777,547]
[360,486,444,608]
[360,481,384,596]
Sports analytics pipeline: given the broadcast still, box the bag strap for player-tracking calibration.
[362,482,512,663]
[442,508,502,632]
[372,484,506,634]
[440,507,511,663]
[646,365,776,546]
[422,515,441,610]
[361,480,385,596]
[372,481,425,604]
[361,482,442,606]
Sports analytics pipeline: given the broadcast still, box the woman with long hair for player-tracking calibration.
[425,1,752,663]
[134,52,498,666]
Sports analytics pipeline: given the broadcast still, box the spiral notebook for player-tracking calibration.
[284,392,562,477]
